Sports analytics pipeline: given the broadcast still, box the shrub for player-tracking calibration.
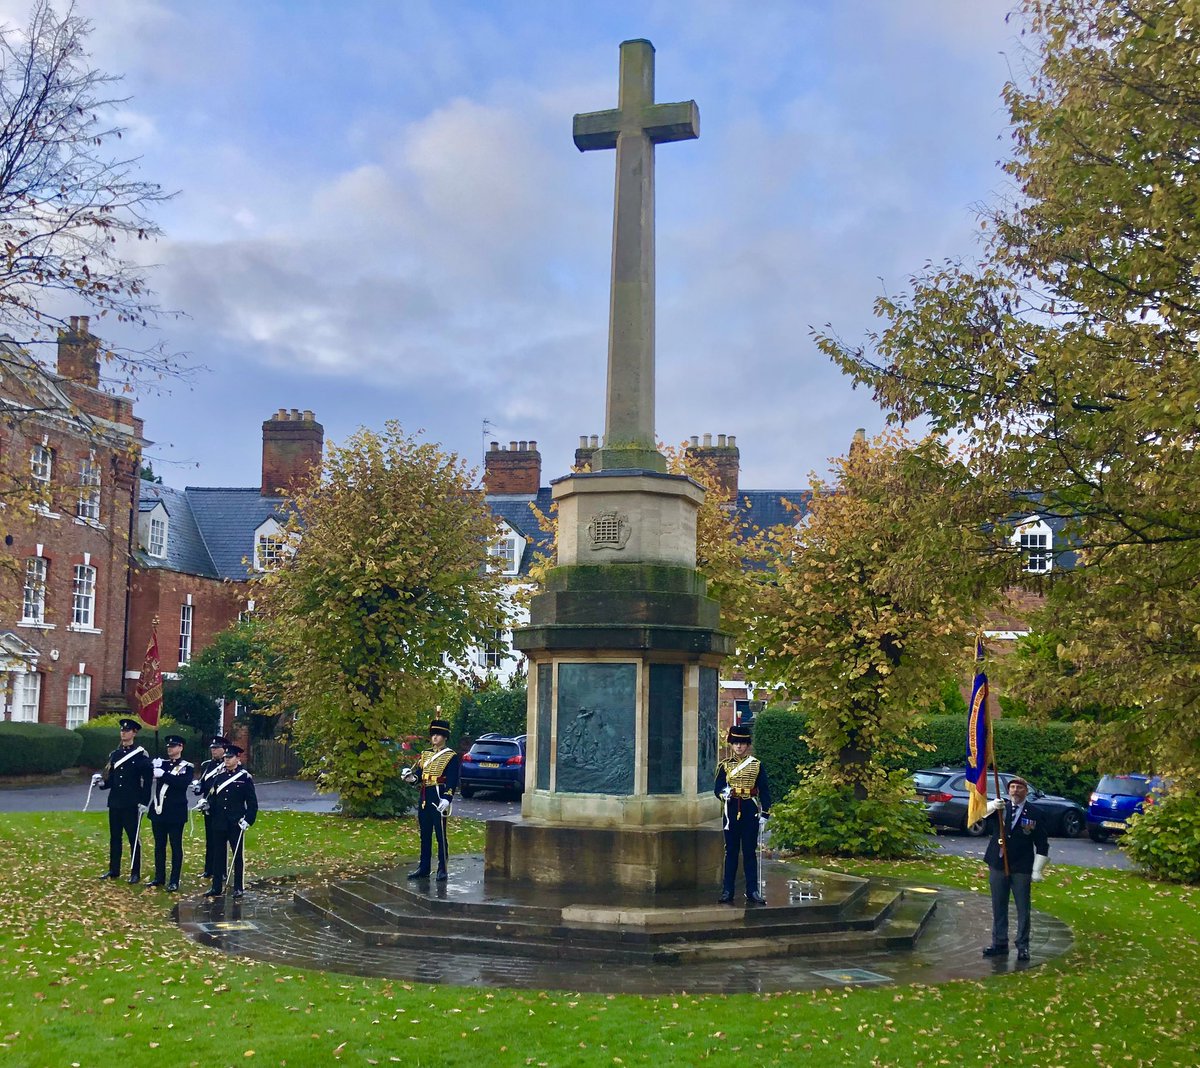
[750,705,815,800]
[0,722,83,775]
[768,767,932,858]
[333,746,418,819]
[163,683,222,737]
[454,683,527,742]
[1122,790,1200,884]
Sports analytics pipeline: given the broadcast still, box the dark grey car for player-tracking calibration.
[914,766,1086,837]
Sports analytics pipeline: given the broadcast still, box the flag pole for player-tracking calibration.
[977,630,1009,877]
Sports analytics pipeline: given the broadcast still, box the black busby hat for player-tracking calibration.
[165,735,185,747]
[208,735,230,749]
[726,724,753,744]
[429,718,452,736]
[118,718,141,732]
[223,743,244,757]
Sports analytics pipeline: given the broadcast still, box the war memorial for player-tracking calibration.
[176,40,1071,994]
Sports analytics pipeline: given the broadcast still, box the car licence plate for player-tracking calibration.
[481,761,500,768]
[1101,820,1124,829]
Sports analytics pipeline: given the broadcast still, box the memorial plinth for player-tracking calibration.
[488,39,727,892]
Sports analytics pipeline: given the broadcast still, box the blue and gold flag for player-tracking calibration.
[965,636,991,828]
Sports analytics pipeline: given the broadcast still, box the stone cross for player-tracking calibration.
[573,39,699,472]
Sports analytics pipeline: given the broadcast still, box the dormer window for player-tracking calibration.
[140,502,169,558]
[148,515,167,557]
[254,517,294,571]
[489,526,524,576]
[1012,517,1053,574]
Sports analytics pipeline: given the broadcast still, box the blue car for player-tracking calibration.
[1087,773,1163,841]
[458,733,526,799]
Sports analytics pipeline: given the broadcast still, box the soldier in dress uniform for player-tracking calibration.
[714,723,772,905]
[147,735,195,891]
[201,743,258,898]
[93,718,154,883]
[192,735,229,880]
[400,717,460,882]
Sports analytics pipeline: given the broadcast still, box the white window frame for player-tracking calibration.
[30,444,53,486]
[478,628,509,671]
[12,671,41,722]
[148,514,167,557]
[66,674,91,728]
[22,557,47,623]
[77,457,101,521]
[1012,517,1054,574]
[71,564,96,628]
[179,603,193,664]
[253,517,294,571]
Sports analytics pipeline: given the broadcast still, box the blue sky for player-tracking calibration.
[48,0,1020,490]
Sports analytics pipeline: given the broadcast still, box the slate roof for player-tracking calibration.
[133,481,290,581]
[488,489,556,574]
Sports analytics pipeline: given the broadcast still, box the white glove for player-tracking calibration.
[759,812,770,826]
[237,817,250,831]
[91,772,103,786]
[436,798,451,815]
[137,804,148,815]
[1031,854,1049,882]
[985,798,1004,815]
[190,781,202,795]
[720,787,732,802]
[152,757,163,768]
[153,766,165,778]
[196,799,209,814]
[400,767,418,784]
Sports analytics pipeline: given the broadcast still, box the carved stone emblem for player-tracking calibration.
[587,510,632,550]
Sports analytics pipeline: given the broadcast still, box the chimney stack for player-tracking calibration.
[484,438,542,495]
[261,408,324,497]
[56,315,101,388]
[574,433,603,472]
[685,432,740,500]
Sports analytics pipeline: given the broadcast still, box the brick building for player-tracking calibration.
[125,409,323,729]
[0,321,143,727]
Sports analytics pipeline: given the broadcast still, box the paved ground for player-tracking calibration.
[0,776,1134,870]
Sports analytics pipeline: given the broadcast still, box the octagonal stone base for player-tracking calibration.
[485,818,725,893]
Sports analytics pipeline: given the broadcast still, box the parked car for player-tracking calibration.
[459,733,526,798]
[914,766,1086,838]
[1086,773,1164,841]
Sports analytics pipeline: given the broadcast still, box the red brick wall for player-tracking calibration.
[0,382,139,727]
[261,409,323,497]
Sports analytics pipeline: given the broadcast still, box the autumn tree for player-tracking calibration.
[742,433,1011,856]
[815,0,1200,795]
[255,422,510,817]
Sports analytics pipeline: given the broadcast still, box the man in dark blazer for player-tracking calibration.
[201,743,258,898]
[983,775,1050,961]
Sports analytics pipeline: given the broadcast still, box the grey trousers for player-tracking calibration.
[988,867,1033,949]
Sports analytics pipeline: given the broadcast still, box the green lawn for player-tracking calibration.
[1,810,1196,1067]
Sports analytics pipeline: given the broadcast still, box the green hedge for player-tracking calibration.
[75,715,207,768]
[749,706,815,801]
[750,707,1096,806]
[905,714,1097,805]
[0,722,83,775]
[453,683,527,743]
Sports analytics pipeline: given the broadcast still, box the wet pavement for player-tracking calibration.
[175,855,1073,995]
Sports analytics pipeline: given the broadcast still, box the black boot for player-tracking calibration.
[407,869,430,879]
[166,882,179,892]
[99,871,119,880]
[982,944,1010,957]
[718,890,734,903]
[746,891,767,905]
[203,886,224,898]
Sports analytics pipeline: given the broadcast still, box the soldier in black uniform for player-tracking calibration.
[201,743,258,898]
[147,735,195,891]
[192,735,229,880]
[93,718,153,883]
[714,723,772,905]
[400,718,460,881]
